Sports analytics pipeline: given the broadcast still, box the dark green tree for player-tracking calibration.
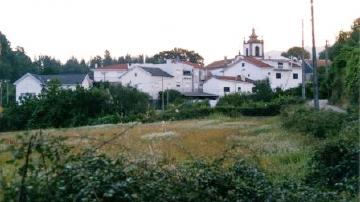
[281,46,310,59]
[150,48,204,64]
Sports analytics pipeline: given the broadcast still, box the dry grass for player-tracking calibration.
[0,116,319,183]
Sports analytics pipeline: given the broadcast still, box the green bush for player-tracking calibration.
[0,82,151,131]
[89,114,120,125]
[281,106,348,138]
[305,122,359,196]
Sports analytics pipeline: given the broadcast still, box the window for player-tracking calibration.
[248,74,250,77]
[268,72,271,75]
[242,63,245,67]
[224,87,230,92]
[246,48,249,56]
[278,62,283,69]
[276,73,281,79]
[134,73,137,77]
[183,70,191,76]
[255,46,260,57]
[20,92,36,99]
[176,84,181,87]
[293,73,298,79]
[238,87,241,92]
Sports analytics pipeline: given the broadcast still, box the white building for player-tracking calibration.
[93,64,128,82]
[14,73,92,103]
[203,76,254,97]
[131,60,206,93]
[206,29,303,94]
[119,66,174,99]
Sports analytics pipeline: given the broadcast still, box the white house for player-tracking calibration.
[131,60,206,93]
[203,75,254,97]
[93,64,128,82]
[14,73,92,103]
[206,29,303,92]
[119,66,174,99]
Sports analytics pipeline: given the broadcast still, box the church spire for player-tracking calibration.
[249,28,258,40]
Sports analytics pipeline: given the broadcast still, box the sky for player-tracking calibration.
[0,0,359,64]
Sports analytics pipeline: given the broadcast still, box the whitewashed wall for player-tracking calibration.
[120,67,173,99]
[203,78,254,97]
[15,75,43,103]
[93,70,127,82]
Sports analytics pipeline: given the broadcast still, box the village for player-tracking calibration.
[0,0,359,199]
[13,29,313,106]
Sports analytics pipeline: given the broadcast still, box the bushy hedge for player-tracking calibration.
[305,121,359,195]
[280,106,348,138]
[0,82,151,131]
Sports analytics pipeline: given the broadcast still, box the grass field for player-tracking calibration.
[0,114,320,184]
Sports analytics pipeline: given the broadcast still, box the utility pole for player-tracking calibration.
[161,76,164,112]
[166,89,169,109]
[311,0,320,109]
[6,80,9,105]
[0,81,2,107]
[301,19,306,100]
[325,40,329,75]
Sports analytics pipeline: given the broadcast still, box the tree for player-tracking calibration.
[90,55,103,68]
[325,18,360,105]
[33,55,62,74]
[150,48,204,64]
[281,46,310,59]
[103,50,114,66]
[63,57,89,73]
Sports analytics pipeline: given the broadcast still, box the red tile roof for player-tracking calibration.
[243,57,272,68]
[205,59,234,70]
[182,61,204,69]
[97,64,128,70]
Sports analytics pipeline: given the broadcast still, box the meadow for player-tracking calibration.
[0,114,320,184]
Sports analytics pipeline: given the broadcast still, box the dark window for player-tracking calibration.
[183,70,191,76]
[276,73,281,79]
[242,63,245,67]
[255,46,260,57]
[268,72,271,75]
[248,74,250,77]
[238,87,241,92]
[176,84,180,87]
[278,62,283,68]
[246,48,249,56]
[293,73,298,79]
[134,73,137,77]
[224,87,230,92]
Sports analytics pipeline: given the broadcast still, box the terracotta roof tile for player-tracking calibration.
[181,61,204,69]
[205,59,233,69]
[243,57,272,68]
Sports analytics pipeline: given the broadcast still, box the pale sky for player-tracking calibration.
[0,0,358,64]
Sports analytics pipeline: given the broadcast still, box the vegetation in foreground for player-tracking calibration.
[0,105,358,201]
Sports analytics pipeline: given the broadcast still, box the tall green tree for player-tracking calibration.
[281,46,310,59]
[150,48,204,64]
[324,18,360,105]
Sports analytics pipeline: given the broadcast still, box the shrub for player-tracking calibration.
[216,93,251,107]
[305,122,359,196]
[281,106,348,138]
[89,114,120,125]
[251,79,274,102]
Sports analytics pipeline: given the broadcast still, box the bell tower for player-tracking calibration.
[243,28,264,58]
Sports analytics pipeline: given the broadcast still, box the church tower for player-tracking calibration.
[243,28,264,58]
